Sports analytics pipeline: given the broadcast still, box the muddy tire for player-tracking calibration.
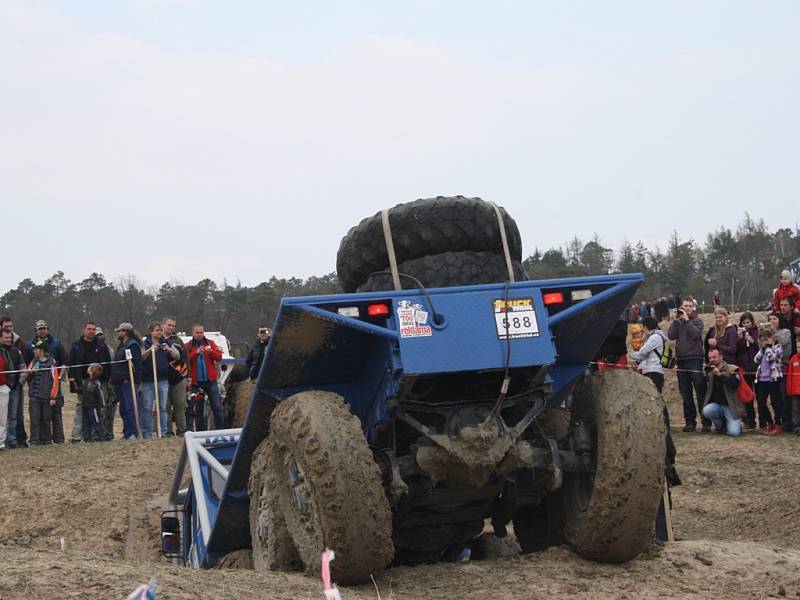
[562,370,665,562]
[248,438,301,572]
[356,250,527,292]
[259,391,394,584]
[336,196,522,292]
[228,378,255,428]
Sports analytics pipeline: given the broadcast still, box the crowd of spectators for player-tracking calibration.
[0,315,270,449]
[627,283,781,326]
[625,270,800,438]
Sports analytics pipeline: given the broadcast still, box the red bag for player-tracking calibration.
[737,367,755,404]
[787,353,800,397]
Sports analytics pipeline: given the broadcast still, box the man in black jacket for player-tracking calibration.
[245,326,271,381]
[68,321,111,442]
[31,320,67,366]
[1,318,28,448]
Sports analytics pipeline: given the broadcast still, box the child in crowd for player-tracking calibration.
[27,340,64,445]
[81,363,107,442]
[754,328,783,436]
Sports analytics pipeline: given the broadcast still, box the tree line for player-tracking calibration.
[0,272,341,346]
[2,215,797,345]
[524,215,799,309]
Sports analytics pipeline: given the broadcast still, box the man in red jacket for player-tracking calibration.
[186,324,224,431]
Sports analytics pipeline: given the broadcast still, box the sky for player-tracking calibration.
[1,0,798,288]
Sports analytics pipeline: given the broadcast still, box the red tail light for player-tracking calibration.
[367,303,390,317]
[543,292,564,306]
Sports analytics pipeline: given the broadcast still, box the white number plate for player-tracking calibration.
[493,297,540,339]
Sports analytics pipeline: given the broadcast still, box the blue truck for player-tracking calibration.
[162,199,666,584]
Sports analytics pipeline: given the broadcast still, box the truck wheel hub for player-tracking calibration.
[285,455,311,515]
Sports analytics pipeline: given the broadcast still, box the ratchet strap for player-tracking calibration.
[489,201,515,283]
[381,208,402,291]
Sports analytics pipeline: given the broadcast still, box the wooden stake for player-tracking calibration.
[152,344,161,439]
[662,482,674,542]
[125,350,140,438]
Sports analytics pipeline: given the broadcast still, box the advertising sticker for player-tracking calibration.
[397,300,432,338]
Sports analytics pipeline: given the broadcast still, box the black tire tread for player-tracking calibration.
[337,196,523,292]
[356,250,527,292]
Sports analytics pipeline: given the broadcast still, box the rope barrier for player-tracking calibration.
[0,357,128,376]
[591,360,753,375]
[0,358,751,377]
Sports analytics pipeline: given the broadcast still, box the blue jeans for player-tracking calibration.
[116,383,141,439]
[195,380,224,431]
[702,403,742,437]
[141,379,169,438]
[677,358,709,427]
[6,386,22,447]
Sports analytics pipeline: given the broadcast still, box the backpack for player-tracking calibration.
[787,353,800,397]
[652,333,676,369]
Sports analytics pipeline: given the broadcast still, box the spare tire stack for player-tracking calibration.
[336,196,527,292]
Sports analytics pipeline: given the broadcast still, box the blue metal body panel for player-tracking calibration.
[197,273,642,562]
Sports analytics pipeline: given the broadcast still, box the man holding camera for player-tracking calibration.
[701,347,743,436]
[186,324,224,431]
[668,296,710,432]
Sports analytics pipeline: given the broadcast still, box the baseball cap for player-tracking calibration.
[114,322,134,332]
[33,339,48,352]
[95,327,104,336]
[35,319,49,329]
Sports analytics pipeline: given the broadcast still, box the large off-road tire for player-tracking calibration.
[562,370,666,562]
[356,250,527,292]
[258,391,394,584]
[336,196,523,292]
[227,378,255,428]
[248,438,301,572]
